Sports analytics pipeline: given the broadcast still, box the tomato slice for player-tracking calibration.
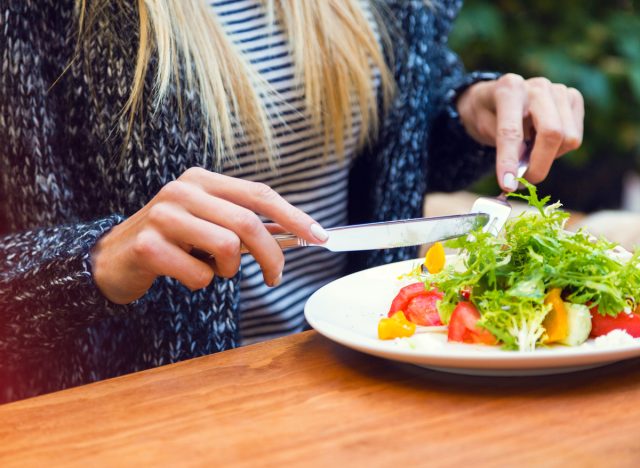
[388,283,443,326]
[388,283,428,316]
[590,306,640,338]
[404,291,443,326]
[447,302,498,345]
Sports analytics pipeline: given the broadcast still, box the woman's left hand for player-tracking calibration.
[456,74,585,192]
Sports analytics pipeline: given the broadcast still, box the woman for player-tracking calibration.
[0,0,583,403]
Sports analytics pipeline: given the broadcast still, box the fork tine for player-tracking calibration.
[471,196,512,236]
[471,140,533,236]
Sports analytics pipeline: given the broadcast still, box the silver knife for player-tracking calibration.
[240,213,488,253]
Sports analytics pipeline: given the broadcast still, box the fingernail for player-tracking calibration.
[310,223,329,242]
[269,272,282,287]
[503,172,518,191]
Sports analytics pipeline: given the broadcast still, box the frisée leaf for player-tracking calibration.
[422,179,640,351]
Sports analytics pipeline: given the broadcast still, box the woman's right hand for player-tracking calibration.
[91,167,329,305]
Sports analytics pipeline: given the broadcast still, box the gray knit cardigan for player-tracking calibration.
[0,0,496,403]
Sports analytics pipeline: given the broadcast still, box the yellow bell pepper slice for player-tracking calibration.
[378,311,417,340]
[424,241,445,274]
[543,288,569,343]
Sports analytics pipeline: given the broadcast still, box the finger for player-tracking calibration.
[494,74,527,191]
[156,181,284,286]
[568,87,585,142]
[526,78,564,183]
[551,84,581,156]
[132,229,215,291]
[179,168,329,244]
[200,198,285,287]
[264,223,287,235]
[146,202,242,279]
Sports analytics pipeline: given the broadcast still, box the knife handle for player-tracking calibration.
[240,233,309,254]
[191,233,312,261]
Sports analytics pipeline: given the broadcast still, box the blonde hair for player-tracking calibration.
[76,0,395,168]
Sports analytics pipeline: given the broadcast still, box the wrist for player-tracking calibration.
[91,226,152,305]
[455,85,476,138]
[444,71,502,147]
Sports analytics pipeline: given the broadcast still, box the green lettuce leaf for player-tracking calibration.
[417,180,640,351]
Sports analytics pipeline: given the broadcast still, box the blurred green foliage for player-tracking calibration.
[451,0,640,210]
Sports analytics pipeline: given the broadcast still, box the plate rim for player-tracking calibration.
[304,258,640,372]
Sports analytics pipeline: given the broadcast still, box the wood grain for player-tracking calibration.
[2,331,640,467]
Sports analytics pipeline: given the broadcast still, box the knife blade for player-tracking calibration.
[319,213,489,252]
[236,213,488,254]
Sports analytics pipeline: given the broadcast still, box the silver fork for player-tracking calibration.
[471,141,532,236]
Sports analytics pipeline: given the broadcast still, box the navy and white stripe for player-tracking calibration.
[212,0,379,345]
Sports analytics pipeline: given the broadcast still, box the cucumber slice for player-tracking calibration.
[559,303,592,346]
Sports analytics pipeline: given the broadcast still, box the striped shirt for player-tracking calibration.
[211,0,379,345]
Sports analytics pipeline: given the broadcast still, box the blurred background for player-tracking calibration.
[451,0,640,213]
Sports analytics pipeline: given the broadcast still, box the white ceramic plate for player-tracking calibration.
[305,258,640,376]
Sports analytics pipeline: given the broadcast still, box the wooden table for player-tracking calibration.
[2,331,640,467]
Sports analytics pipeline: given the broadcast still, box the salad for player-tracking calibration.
[378,180,640,351]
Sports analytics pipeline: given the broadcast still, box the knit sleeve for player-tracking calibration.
[0,1,139,363]
[422,0,498,192]
[0,216,139,360]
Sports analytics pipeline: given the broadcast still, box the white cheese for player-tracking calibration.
[594,329,637,348]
